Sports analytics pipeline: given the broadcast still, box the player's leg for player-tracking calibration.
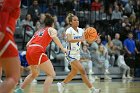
[39,60,56,93]
[0,62,2,83]
[57,60,78,93]
[71,60,93,88]
[63,61,79,83]
[0,57,20,93]
[71,60,101,93]
[20,65,39,89]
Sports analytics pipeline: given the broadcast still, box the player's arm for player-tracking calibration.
[48,27,67,53]
[66,34,84,43]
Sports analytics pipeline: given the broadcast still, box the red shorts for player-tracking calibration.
[26,46,49,65]
[0,29,18,58]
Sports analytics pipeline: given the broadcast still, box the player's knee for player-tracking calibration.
[31,71,39,78]
[48,72,56,79]
[7,76,19,85]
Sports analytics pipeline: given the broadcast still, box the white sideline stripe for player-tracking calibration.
[0,40,17,56]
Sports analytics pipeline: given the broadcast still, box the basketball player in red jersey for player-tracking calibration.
[0,0,21,93]
[15,14,67,93]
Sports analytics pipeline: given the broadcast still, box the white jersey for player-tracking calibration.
[66,27,84,61]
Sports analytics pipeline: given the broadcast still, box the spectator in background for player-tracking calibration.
[20,14,34,39]
[91,0,102,22]
[63,0,74,14]
[80,44,94,82]
[112,33,123,52]
[124,32,139,76]
[58,22,65,41]
[112,33,123,65]
[133,0,140,19]
[45,3,56,16]
[99,6,108,20]
[124,32,139,57]
[129,14,136,25]
[121,0,129,6]
[117,50,132,79]
[21,0,32,8]
[97,45,112,80]
[114,19,123,33]
[89,37,101,68]
[134,23,140,41]
[79,0,91,11]
[27,0,41,25]
[91,0,102,11]
[111,5,122,20]
[35,13,46,30]
[124,0,134,17]
[106,41,116,66]
[53,15,60,30]
[121,16,131,41]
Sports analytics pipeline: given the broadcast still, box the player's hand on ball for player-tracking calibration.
[81,36,85,42]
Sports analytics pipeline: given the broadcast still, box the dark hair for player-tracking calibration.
[44,13,54,27]
[25,14,32,20]
[120,50,125,55]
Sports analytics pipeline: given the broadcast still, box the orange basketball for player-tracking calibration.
[84,27,98,42]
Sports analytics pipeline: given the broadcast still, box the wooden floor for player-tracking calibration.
[22,78,140,93]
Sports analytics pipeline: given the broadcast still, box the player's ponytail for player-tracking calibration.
[66,13,74,25]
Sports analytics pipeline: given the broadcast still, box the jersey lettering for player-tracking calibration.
[35,29,45,37]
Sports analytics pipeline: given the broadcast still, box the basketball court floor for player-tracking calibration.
[21,78,140,93]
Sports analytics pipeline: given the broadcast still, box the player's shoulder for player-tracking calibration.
[66,27,73,33]
[77,27,84,33]
[77,27,83,31]
[48,27,57,32]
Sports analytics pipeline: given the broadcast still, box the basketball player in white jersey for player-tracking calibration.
[57,13,101,93]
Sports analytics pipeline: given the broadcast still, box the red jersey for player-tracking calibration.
[0,0,20,58]
[0,0,20,33]
[29,27,57,51]
[26,27,57,65]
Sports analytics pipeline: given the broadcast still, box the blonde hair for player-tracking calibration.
[66,13,74,25]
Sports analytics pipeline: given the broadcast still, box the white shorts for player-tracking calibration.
[66,54,80,63]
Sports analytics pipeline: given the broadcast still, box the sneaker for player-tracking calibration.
[127,76,133,79]
[89,70,94,74]
[57,82,65,93]
[104,76,112,80]
[14,88,24,93]
[94,76,100,80]
[32,79,37,84]
[91,88,101,93]
[64,67,70,72]
[122,75,127,79]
